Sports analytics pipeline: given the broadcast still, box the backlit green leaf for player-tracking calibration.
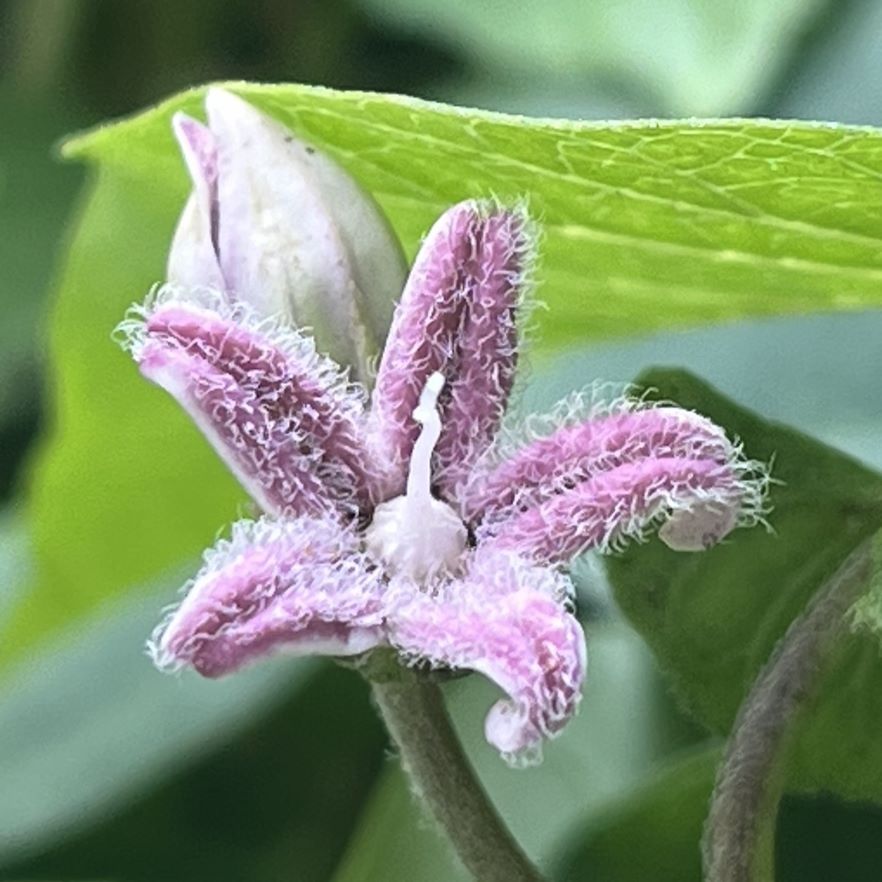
[69,85,882,347]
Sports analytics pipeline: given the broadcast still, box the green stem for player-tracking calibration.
[703,543,871,882]
[370,672,547,882]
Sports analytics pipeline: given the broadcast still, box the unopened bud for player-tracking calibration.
[167,88,407,381]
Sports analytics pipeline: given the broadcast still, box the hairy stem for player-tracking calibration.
[703,542,871,882]
[371,673,547,882]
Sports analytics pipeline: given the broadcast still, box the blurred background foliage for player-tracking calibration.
[4,1,882,880]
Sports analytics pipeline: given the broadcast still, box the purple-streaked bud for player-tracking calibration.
[483,455,764,565]
[151,515,387,676]
[120,287,372,517]
[167,115,223,290]
[388,550,586,765]
[370,199,534,500]
[168,88,407,381]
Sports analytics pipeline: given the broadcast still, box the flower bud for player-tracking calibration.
[167,88,407,381]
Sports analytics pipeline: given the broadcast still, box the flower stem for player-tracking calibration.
[703,542,871,882]
[371,672,547,882]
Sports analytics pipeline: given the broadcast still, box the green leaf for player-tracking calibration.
[356,0,825,115]
[430,71,646,121]
[557,747,718,882]
[516,311,882,474]
[332,622,700,882]
[776,793,882,882]
[331,765,457,882]
[557,747,882,882]
[606,368,882,800]
[2,657,385,882]
[0,566,316,863]
[17,82,882,667]
[67,86,882,346]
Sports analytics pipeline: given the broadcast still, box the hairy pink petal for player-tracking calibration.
[124,291,371,516]
[483,456,755,564]
[434,207,534,493]
[461,406,733,524]
[388,551,585,764]
[151,516,387,676]
[370,202,479,494]
[370,201,533,500]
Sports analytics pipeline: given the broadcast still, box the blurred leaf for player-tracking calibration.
[557,747,718,882]
[331,764,456,882]
[0,512,383,882]
[0,90,83,415]
[773,0,882,126]
[2,658,385,882]
[518,311,882,475]
[333,623,699,882]
[777,792,882,882]
[606,368,882,800]
[0,90,84,500]
[0,508,31,620]
[356,0,825,115]
[430,70,648,120]
[15,84,882,668]
[557,747,882,882]
[0,565,320,864]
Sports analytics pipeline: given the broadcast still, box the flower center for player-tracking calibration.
[365,372,467,584]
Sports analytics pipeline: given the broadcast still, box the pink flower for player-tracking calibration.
[119,97,765,764]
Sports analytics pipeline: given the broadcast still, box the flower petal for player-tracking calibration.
[460,403,735,525]
[370,200,534,500]
[387,551,585,765]
[482,455,767,565]
[434,206,535,492]
[119,288,372,517]
[151,515,387,676]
